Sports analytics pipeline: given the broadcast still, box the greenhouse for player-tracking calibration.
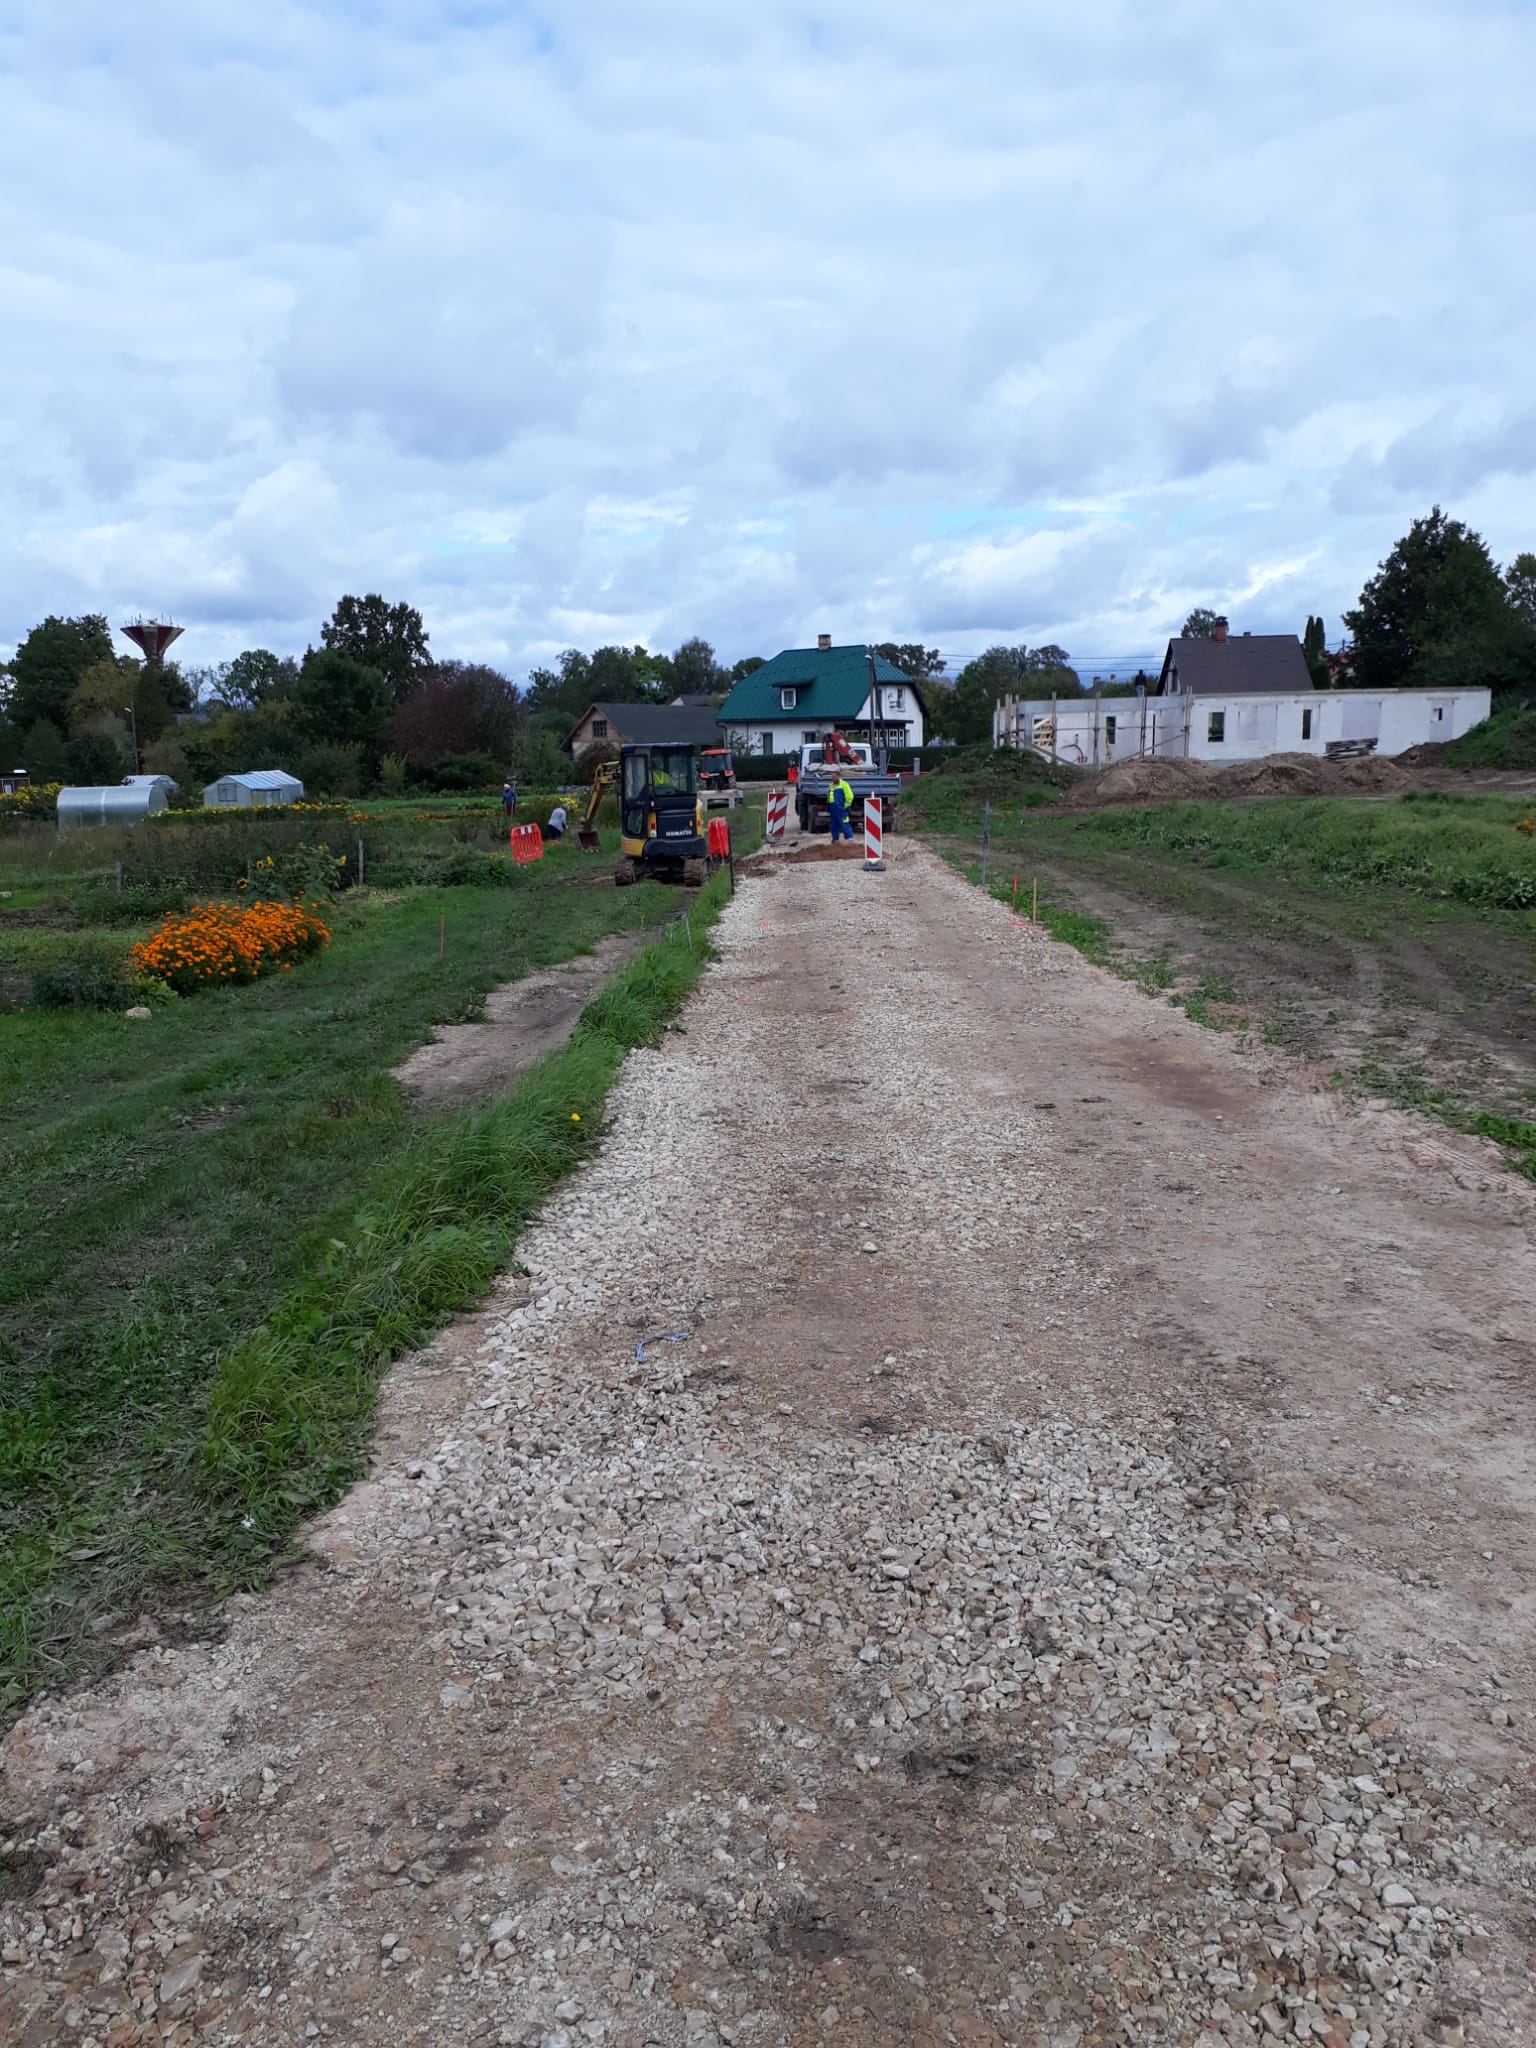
[202,769,305,809]
[57,777,176,833]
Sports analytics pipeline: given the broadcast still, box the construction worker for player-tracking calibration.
[827,774,854,842]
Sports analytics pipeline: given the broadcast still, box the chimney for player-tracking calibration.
[816,632,832,651]
[1213,617,1229,643]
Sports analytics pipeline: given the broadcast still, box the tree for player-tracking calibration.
[390,663,523,769]
[729,655,766,683]
[1302,615,1330,689]
[221,649,298,710]
[668,637,727,698]
[67,730,130,784]
[290,650,393,762]
[1343,506,1536,698]
[319,594,430,705]
[1181,608,1222,639]
[931,645,1081,746]
[872,643,945,680]
[21,716,70,783]
[587,644,670,704]
[9,615,115,731]
[1506,552,1536,633]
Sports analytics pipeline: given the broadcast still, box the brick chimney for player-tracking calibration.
[1213,617,1229,643]
[816,632,832,651]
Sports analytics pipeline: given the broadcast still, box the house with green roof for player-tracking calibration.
[716,635,928,755]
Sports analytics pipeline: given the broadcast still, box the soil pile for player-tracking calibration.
[1067,749,1413,807]
[1062,757,1215,807]
[1209,752,1330,799]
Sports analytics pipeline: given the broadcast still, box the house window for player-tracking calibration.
[1104,715,1117,744]
[1434,706,1444,722]
[1301,709,1312,740]
[780,688,798,711]
[591,718,608,739]
[888,687,904,710]
[1207,711,1226,743]
[802,730,819,743]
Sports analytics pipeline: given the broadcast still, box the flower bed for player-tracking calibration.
[130,900,331,995]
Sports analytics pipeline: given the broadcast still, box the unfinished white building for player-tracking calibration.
[993,624,1491,766]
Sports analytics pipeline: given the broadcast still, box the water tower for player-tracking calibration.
[120,618,184,669]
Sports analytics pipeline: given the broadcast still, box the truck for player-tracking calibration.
[793,737,902,834]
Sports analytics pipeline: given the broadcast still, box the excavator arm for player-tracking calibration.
[577,759,618,851]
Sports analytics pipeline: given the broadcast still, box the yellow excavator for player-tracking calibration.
[576,744,714,887]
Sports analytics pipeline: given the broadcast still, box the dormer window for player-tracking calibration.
[780,687,798,711]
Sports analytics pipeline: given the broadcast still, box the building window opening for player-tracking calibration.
[1104,715,1117,745]
[1301,709,1312,740]
[1434,706,1444,722]
[1207,710,1226,743]
[780,688,798,711]
[591,718,608,739]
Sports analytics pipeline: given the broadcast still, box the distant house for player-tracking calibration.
[715,635,927,755]
[203,769,304,809]
[562,701,724,758]
[993,617,1490,764]
[1156,621,1314,697]
[0,768,29,796]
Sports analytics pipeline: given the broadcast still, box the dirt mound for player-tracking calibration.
[1066,749,1414,808]
[1064,757,1215,807]
[1209,752,1330,799]
[1329,752,1410,792]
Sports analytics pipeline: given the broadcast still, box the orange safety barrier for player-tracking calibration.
[707,817,731,859]
[786,762,798,783]
[509,823,545,864]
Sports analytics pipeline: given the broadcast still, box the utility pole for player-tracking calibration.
[866,648,882,767]
[122,702,139,775]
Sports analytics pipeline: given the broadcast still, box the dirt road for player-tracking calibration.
[5,841,1535,2048]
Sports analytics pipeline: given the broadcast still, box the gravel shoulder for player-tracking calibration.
[4,840,1534,2048]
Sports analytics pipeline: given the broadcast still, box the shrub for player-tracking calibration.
[31,938,135,1011]
[427,751,502,792]
[0,781,63,824]
[130,900,332,994]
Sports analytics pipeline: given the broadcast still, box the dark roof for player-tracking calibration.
[717,644,924,726]
[1157,634,1313,696]
[563,701,723,751]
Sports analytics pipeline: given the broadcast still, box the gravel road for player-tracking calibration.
[5,839,1535,2048]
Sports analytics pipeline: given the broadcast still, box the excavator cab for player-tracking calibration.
[613,744,710,887]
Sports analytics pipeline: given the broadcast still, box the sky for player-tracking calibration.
[2,0,1534,681]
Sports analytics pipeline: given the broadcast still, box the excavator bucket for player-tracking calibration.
[577,824,602,852]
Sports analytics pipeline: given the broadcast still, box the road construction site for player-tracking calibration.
[4,832,1535,2048]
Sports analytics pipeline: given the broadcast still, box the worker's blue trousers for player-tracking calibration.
[828,808,852,841]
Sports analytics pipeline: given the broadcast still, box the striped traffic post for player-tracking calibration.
[863,796,885,871]
[765,789,788,839]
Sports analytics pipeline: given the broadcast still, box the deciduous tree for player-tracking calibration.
[1181,608,1222,639]
[1343,506,1536,698]
[9,615,115,731]
[319,594,430,704]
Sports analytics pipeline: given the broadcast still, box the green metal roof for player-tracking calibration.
[716,645,923,727]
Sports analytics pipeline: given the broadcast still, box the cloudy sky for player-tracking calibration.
[3,0,1533,679]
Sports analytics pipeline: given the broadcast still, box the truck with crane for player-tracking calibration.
[792,734,901,835]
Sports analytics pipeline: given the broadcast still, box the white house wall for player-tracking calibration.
[995,688,1490,764]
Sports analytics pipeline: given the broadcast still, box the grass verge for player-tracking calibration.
[1,869,730,1721]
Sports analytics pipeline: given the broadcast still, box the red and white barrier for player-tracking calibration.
[765,789,788,839]
[509,823,544,865]
[707,817,731,859]
[863,796,885,870]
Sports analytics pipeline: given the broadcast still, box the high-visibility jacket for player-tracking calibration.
[830,778,853,812]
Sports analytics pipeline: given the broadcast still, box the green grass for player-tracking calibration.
[1438,701,1536,771]
[0,855,733,1718]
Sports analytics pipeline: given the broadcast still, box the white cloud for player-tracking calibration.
[2,0,1534,673]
